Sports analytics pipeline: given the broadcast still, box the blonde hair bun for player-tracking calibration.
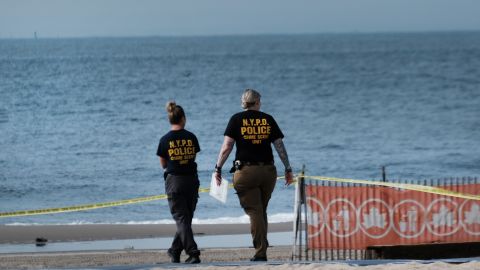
[166,101,177,113]
[165,101,185,124]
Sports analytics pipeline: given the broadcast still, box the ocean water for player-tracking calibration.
[1,32,479,225]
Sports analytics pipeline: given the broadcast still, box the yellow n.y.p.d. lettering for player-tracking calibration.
[242,118,268,127]
[170,139,193,148]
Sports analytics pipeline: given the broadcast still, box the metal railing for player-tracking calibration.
[292,168,480,261]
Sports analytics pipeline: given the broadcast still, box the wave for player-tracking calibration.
[319,143,344,150]
[4,213,295,226]
[0,117,7,124]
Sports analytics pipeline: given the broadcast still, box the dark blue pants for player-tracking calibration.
[165,174,200,256]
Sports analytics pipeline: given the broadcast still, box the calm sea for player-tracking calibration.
[1,32,479,225]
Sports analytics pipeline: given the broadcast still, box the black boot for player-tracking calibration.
[185,254,201,264]
[167,249,180,263]
[250,256,267,261]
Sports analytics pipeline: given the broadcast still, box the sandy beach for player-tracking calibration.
[1,223,479,269]
[1,247,480,269]
[0,222,293,268]
[0,222,292,244]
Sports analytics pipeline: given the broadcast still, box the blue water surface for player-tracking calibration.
[1,32,479,224]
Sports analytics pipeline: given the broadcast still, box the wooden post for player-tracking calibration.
[300,165,308,260]
[291,165,303,260]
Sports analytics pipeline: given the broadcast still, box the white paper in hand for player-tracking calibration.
[209,173,228,204]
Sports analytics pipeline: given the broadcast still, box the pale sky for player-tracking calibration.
[1,0,480,38]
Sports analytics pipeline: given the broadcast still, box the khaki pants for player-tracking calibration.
[233,165,277,258]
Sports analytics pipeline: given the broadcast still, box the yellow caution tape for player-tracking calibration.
[302,175,480,201]
[0,183,234,218]
[1,175,478,218]
[0,194,168,218]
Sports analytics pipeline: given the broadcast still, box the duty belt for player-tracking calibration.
[241,161,274,166]
[230,160,274,173]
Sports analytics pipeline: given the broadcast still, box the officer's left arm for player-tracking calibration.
[273,138,294,186]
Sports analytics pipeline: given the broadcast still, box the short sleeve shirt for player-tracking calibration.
[224,110,284,163]
[156,129,200,175]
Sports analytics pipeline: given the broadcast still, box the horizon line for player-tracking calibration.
[1,29,480,40]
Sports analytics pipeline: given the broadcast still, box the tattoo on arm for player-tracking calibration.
[273,138,291,170]
[216,136,235,168]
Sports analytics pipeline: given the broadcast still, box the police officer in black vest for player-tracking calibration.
[214,89,294,261]
[157,101,201,264]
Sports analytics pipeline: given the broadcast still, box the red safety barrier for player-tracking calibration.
[306,184,480,249]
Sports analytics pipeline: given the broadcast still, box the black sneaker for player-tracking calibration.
[167,249,180,263]
[250,256,267,261]
[185,255,201,264]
